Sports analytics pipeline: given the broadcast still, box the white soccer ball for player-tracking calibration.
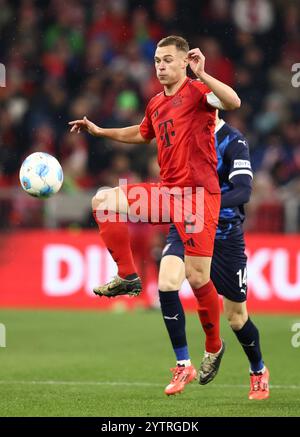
[19,152,63,198]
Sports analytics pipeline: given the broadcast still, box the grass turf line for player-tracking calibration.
[0,309,299,417]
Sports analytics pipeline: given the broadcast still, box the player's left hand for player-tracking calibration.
[187,48,206,78]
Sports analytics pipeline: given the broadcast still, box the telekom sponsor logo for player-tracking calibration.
[42,244,300,302]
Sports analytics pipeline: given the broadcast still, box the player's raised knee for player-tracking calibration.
[92,189,112,211]
[91,195,99,211]
[92,192,106,211]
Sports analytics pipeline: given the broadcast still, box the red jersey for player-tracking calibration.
[139,78,220,194]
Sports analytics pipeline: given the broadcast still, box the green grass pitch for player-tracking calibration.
[0,309,299,417]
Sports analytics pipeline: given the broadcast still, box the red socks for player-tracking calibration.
[93,211,137,278]
[192,280,222,353]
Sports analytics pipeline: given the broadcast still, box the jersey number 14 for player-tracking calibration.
[237,268,247,289]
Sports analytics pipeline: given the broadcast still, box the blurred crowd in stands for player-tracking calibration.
[0,0,300,232]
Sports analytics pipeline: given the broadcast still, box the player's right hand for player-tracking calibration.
[68,116,100,136]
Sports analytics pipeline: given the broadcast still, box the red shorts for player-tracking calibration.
[121,183,220,257]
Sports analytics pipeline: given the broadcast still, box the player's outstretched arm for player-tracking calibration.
[188,48,241,110]
[68,117,147,144]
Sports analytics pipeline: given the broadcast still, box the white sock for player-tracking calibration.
[176,359,191,367]
[250,365,265,375]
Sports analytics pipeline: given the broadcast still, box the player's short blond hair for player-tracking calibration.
[157,36,189,53]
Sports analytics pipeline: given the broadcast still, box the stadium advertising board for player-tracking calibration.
[0,231,299,313]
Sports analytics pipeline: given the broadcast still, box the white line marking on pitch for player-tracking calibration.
[0,381,299,389]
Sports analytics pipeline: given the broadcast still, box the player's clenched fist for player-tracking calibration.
[187,48,206,79]
[68,116,100,136]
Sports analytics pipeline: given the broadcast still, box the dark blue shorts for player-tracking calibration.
[162,224,247,303]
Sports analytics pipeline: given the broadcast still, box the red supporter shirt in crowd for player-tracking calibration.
[139,77,220,194]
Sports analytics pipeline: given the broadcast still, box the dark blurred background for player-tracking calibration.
[0,0,300,235]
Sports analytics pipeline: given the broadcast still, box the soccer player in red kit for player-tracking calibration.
[69,36,241,385]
